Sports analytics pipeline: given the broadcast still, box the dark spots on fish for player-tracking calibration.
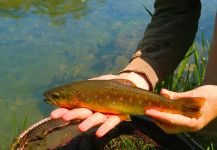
[136,94,140,99]
[120,97,124,101]
[148,102,152,107]
[169,104,173,109]
[129,97,133,103]
[138,99,143,105]
[112,101,116,105]
[81,94,85,99]
[86,98,90,102]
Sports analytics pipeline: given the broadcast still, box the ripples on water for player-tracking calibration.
[0,0,216,149]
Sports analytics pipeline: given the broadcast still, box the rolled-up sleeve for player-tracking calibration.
[121,0,201,89]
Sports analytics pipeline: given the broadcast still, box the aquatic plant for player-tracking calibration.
[207,143,215,150]
[0,0,93,22]
[155,33,210,93]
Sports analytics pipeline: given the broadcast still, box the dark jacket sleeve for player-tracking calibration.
[121,0,201,89]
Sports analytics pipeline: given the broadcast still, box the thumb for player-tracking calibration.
[160,88,193,100]
[89,74,117,80]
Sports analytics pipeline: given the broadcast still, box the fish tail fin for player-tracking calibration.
[178,97,205,118]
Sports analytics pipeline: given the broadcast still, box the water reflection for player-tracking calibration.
[0,0,105,25]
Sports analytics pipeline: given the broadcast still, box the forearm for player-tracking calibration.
[122,0,201,89]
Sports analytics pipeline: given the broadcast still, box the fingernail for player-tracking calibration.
[96,129,104,138]
[78,123,88,132]
[145,109,157,115]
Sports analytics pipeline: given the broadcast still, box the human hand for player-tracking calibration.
[51,72,150,137]
[144,85,217,134]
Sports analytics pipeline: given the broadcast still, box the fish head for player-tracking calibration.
[43,85,80,108]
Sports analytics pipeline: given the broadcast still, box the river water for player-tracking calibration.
[0,0,216,149]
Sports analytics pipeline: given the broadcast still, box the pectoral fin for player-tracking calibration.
[117,114,131,121]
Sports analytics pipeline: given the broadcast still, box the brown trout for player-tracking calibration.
[43,80,205,119]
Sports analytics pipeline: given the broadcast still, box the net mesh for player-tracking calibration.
[10,118,83,150]
[10,116,204,150]
[10,117,159,150]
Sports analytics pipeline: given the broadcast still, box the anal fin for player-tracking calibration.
[117,114,131,121]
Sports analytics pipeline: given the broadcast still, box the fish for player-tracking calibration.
[43,79,205,120]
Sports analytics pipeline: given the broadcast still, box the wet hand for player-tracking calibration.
[144,85,217,134]
[50,72,150,137]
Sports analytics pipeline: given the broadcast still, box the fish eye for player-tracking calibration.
[52,92,60,98]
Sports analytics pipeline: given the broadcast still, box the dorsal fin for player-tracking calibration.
[112,79,137,87]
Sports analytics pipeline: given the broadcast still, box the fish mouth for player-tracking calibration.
[43,96,57,105]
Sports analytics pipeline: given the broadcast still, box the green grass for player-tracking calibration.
[2,115,29,150]
[207,143,215,150]
[12,114,29,139]
[155,35,210,93]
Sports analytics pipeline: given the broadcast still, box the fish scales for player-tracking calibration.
[76,80,144,115]
[44,80,205,119]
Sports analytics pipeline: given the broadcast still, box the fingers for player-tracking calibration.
[96,115,121,137]
[118,72,150,90]
[51,108,69,119]
[89,74,117,80]
[145,109,191,126]
[78,112,108,132]
[154,121,179,134]
[51,108,93,121]
[78,113,121,138]
[51,108,121,137]
[160,89,179,99]
[154,119,199,134]
[62,108,93,121]
[145,109,200,133]
[145,109,184,133]
[160,88,194,100]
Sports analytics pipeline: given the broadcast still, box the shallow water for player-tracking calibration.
[0,0,216,149]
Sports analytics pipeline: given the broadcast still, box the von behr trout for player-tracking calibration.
[43,80,205,119]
